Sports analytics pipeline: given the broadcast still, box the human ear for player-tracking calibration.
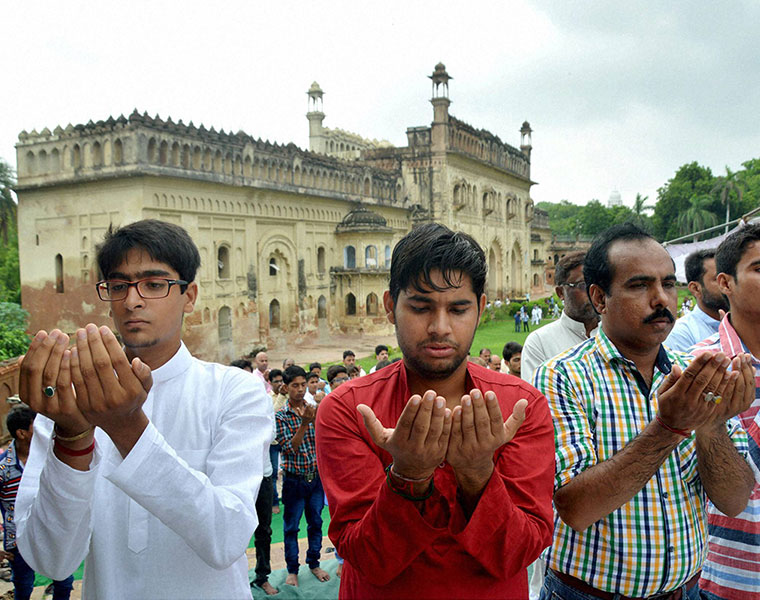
[588,284,606,314]
[383,290,396,325]
[183,282,199,314]
[716,272,732,296]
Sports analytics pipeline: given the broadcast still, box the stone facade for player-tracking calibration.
[15,64,548,362]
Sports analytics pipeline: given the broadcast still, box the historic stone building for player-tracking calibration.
[14,64,546,362]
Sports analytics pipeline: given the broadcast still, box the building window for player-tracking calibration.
[533,274,539,286]
[345,293,356,316]
[366,293,378,316]
[55,254,64,293]
[317,247,326,273]
[533,249,538,260]
[218,306,232,343]
[384,245,391,267]
[365,246,377,268]
[269,257,279,276]
[344,246,356,269]
[217,246,230,279]
[269,299,281,328]
[318,295,327,319]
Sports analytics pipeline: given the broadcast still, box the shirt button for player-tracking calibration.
[662,492,669,499]
[668,545,675,553]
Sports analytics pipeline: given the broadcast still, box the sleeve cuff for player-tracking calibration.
[45,435,101,501]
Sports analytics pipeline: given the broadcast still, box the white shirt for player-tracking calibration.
[521,311,598,384]
[16,343,273,600]
[665,304,721,352]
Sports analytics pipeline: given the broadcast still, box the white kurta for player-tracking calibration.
[16,343,273,600]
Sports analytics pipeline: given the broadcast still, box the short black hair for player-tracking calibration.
[268,368,283,381]
[716,223,760,279]
[282,365,307,385]
[229,359,252,370]
[342,350,355,359]
[309,362,322,371]
[374,345,388,356]
[584,223,655,296]
[306,371,319,382]
[479,348,491,356]
[555,251,586,286]
[502,341,523,361]
[375,359,391,371]
[326,364,348,383]
[96,219,201,284]
[684,249,716,285]
[7,407,35,439]
[389,223,487,303]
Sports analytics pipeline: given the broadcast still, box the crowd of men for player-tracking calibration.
[4,216,760,600]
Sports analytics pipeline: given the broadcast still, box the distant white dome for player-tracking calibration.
[608,189,622,207]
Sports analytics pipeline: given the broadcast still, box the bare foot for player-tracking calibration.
[311,567,330,582]
[272,505,281,514]
[285,573,298,587]
[336,562,343,578]
[260,581,278,595]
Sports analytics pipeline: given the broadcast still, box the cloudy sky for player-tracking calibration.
[3,1,759,208]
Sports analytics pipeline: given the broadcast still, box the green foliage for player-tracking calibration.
[0,302,30,360]
[0,159,19,304]
[652,162,715,241]
[536,198,651,238]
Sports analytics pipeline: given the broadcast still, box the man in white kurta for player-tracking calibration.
[15,219,272,599]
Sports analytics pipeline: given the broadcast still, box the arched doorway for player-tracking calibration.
[510,241,523,296]
[269,299,281,328]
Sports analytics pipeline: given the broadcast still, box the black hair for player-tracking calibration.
[584,223,655,296]
[96,219,201,284]
[306,371,319,381]
[282,365,308,385]
[374,345,389,356]
[555,251,586,286]
[268,368,283,381]
[326,364,348,383]
[7,407,35,439]
[502,341,523,361]
[229,359,252,370]
[347,365,360,376]
[342,350,355,359]
[716,223,760,280]
[309,362,322,371]
[479,348,491,356]
[374,359,391,371]
[389,223,486,303]
[684,249,716,285]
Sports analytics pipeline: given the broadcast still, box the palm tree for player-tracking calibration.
[0,160,17,245]
[712,166,746,233]
[630,193,654,229]
[677,194,719,240]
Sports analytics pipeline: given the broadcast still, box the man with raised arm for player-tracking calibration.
[535,223,755,600]
[316,223,555,599]
[15,219,272,599]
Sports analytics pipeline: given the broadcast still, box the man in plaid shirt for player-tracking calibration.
[535,224,755,599]
[275,365,330,587]
[694,223,760,600]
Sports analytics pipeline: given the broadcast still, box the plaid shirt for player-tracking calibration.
[275,401,317,475]
[534,327,748,597]
[0,441,23,550]
[693,316,760,599]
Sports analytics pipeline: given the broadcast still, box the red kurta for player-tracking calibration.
[316,360,555,599]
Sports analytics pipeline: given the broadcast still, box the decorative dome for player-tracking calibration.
[336,206,391,233]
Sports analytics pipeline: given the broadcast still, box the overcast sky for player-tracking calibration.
[4,1,759,208]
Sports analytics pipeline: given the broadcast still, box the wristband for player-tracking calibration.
[54,438,95,457]
[655,414,691,438]
[389,464,434,483]
[385,464,435,502]
[53,425,94,443]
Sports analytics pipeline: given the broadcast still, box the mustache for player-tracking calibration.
[418,337,459,348]
[643,307,675,324]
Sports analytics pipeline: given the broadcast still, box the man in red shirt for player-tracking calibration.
[316,223,555,599]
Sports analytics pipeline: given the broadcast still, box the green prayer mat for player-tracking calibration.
[250,559,340,600]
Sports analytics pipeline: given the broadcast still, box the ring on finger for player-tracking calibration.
[703,391,722,404]
[43,385,56,397]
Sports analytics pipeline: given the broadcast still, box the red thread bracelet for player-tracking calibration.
[54,438,95,457]
[655,414,691,437]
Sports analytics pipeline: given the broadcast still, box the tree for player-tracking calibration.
[652,162,715,241]
[676,195,719,240]
[0,302,30,360]
[712,166,747,232]
[0,160,17,245]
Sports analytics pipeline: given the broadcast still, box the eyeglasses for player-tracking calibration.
[563,281,587,291]
[95,278,188,301]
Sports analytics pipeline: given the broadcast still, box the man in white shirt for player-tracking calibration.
[521,252,600,383]
[368,345,389,374]
[253,351,272,393]
[16,219,272,600]
[665,249,729,352]
[342,350,366,376]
